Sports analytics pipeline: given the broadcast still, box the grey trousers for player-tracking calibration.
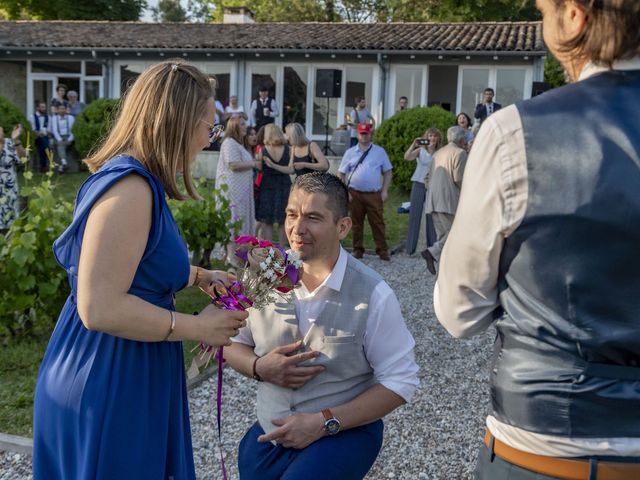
[426,212,454,261]
[406,181,437,254]
[474,443,561,479]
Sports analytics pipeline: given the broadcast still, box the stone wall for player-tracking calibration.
[0,61,27,115]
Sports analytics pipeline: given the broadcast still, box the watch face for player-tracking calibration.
[324,418,340,435]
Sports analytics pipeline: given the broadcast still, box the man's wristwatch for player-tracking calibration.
[322,409,341,435]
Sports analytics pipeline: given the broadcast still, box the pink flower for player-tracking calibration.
[235,235,259,246]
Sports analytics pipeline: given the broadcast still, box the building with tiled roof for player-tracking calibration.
[0,15,546,143]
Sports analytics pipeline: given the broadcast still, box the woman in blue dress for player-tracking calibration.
[33,60,248,480]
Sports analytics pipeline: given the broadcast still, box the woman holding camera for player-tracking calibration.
[403,128,441,255]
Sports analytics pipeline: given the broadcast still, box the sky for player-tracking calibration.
[140,0,191,22]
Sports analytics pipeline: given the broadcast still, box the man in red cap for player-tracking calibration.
[337,122,393,261]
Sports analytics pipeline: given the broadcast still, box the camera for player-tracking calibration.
[417,138,430,146]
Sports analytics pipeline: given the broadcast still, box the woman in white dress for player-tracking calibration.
[224,95,247,122]
[215,116,259,261]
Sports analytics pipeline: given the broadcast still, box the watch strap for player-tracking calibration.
[322,408,334,422]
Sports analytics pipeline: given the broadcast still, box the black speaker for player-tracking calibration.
[315,69,342,98]
[532,81,551,97]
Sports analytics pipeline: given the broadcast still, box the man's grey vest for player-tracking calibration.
[248,255,381,435]
[493,70,640,437]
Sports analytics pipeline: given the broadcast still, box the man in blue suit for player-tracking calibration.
[473,87,501,124]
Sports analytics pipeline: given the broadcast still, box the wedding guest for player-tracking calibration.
[253,126,266,238]
[33,60,248,480]
[403,127,441,255]
[51,105,75,173]
[29,101,52,173]
[398,96,409,112]
[225,94,247,121]
[338,122,392,261]
[215,116,260,263]
[0,124,26,234]
[455,112,474,147]
[225,172,419,480]
[67,90,86,118]
[265,123,329,177]
[421,126,467,275]
[347,97,374,147]
[256,124,290,246]
[436,1,640,478]
[473,87,501,125]
[251,86,279,130]
[50,83,68,115]
[244,126,258,156]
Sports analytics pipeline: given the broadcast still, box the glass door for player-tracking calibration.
[460,68,490,118]
[32,79,54,110]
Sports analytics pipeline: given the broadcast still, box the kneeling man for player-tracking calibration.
[225,172,419,480]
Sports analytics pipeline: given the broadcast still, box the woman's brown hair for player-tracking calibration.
[224,116,247,146]
[84,60,213,200]
[553,0,640,66]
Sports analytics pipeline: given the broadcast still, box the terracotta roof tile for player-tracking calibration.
[0,20,545,53]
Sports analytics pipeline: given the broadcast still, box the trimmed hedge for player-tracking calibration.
[373,106,456,192]
[0,96,34,150]
[72,98,121,159]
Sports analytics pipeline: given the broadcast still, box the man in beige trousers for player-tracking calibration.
[421,126,467,274]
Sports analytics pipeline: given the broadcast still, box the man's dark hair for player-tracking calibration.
[484,87,495,95]
[354,96,364,106]
[258,85,269,92]
[56,83,68,92]
[291,172,349,223]
[399,96,408,101]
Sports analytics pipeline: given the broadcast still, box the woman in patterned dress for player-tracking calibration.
[0,124,26,234]
[215,116,260,262]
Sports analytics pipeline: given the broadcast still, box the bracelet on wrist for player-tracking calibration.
[193,266,203,287]
[162,310,176,341]
[252,356,263,382]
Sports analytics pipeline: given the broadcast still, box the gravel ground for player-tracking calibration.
[1,251,494,479]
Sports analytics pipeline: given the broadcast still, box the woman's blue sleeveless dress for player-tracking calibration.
[33,155,195,479]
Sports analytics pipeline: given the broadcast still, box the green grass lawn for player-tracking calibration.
[0,172,409,437]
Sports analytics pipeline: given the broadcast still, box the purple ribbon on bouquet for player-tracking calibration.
[208,282,253,480]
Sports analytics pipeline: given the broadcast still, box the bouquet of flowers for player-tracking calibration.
[188,235,304,479]
[189,235,303,373]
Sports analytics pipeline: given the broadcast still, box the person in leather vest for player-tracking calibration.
[434,1,640,479]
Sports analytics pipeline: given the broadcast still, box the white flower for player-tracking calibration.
[259,261,268,271]
[264,256,272,266]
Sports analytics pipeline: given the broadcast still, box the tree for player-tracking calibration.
[152,0,187,22]
[190,0,330,22]
[0,0,146,20]
[544,54,567,89]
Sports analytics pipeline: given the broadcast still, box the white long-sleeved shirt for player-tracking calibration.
[250,97,279,126]
[434,56,640,457]
[51,114,75,142]
[234,247,420,403]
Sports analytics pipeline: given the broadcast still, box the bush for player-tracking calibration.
[373,106,456,192]
[72,98,121,159]
[0,96,34,151]
[0,176,74,338]
[168,178,242,267]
